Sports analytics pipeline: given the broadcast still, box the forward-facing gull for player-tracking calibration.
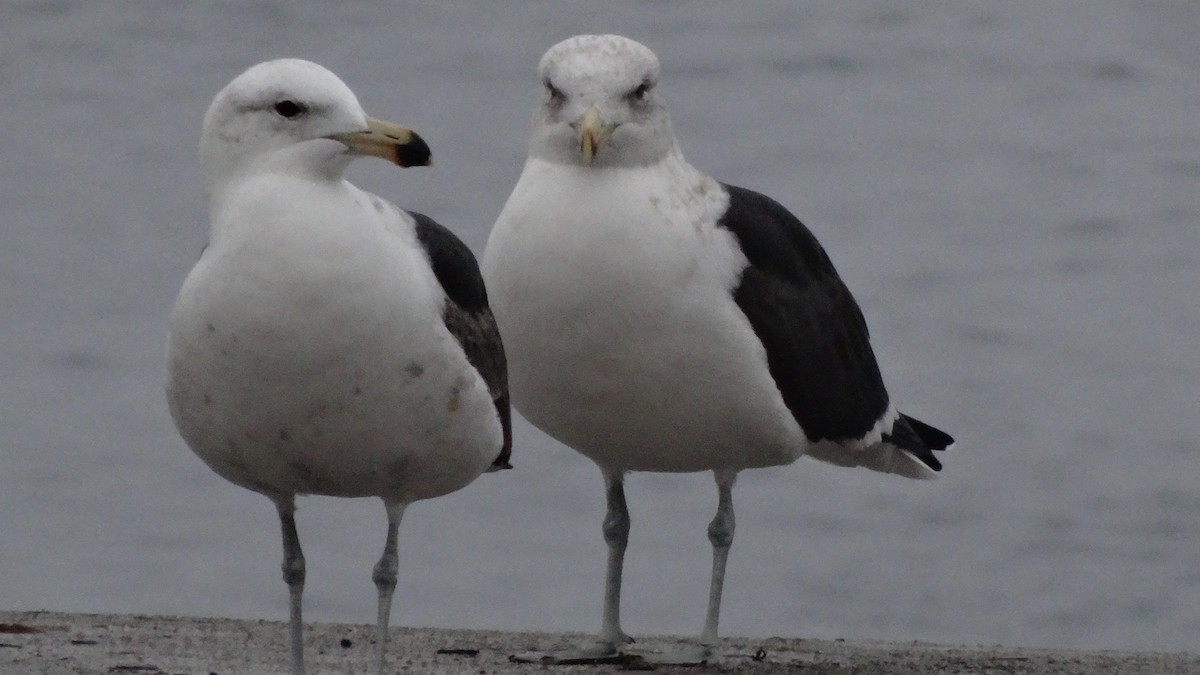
[167,58,511,675]
[482,35,953,663]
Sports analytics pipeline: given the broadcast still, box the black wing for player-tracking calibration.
[410,212,512,470]
[718,184,891,444]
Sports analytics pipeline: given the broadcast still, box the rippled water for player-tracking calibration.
[2,1,1197,653]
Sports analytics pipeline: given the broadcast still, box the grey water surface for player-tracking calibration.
[2,0,1197,654]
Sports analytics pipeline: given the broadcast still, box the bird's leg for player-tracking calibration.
[632,470,737,667]
[599,469,632,650]
[371,501,406,675]
[701,469,737,645]
[620,470,737,667]
[510,470,634,665]
[275,496,306,675]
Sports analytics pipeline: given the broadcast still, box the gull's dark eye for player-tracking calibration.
[544,79,565,102]
[274,100,307,119]
[630,79,653,102]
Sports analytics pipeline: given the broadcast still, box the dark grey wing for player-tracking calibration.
[718,184,940,450]
[410,212,512,470]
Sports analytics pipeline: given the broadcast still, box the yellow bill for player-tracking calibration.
[578,105,617,164]
[327,116,431,167]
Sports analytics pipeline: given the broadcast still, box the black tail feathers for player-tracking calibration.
[881,413,954,472]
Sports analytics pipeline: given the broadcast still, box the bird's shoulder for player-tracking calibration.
[407,212,490,312]
[715,183,841,286]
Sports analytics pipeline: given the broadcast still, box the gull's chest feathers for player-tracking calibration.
[485,158,805,472]
[167,174,501,499]
[185,175,443,368]
[494,157,742,325]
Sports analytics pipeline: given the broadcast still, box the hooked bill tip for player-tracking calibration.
[394,131,431,167]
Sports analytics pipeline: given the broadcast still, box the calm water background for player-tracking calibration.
[2,0,1197,654]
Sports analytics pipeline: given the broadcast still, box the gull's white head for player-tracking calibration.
[530,35,676,168]
[200,58,430,199]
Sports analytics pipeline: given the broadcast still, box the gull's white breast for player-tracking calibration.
[168,175,499,502]
[483,157,806,473]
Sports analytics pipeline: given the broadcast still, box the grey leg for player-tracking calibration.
[617,470,734,667]
[372,501,406,675]
[600,469,632,650]
[275,496,306,675]
[510,470,635,665]
[701,469,737,643]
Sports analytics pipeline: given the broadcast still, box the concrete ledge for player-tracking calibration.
[2,610,1196,674]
